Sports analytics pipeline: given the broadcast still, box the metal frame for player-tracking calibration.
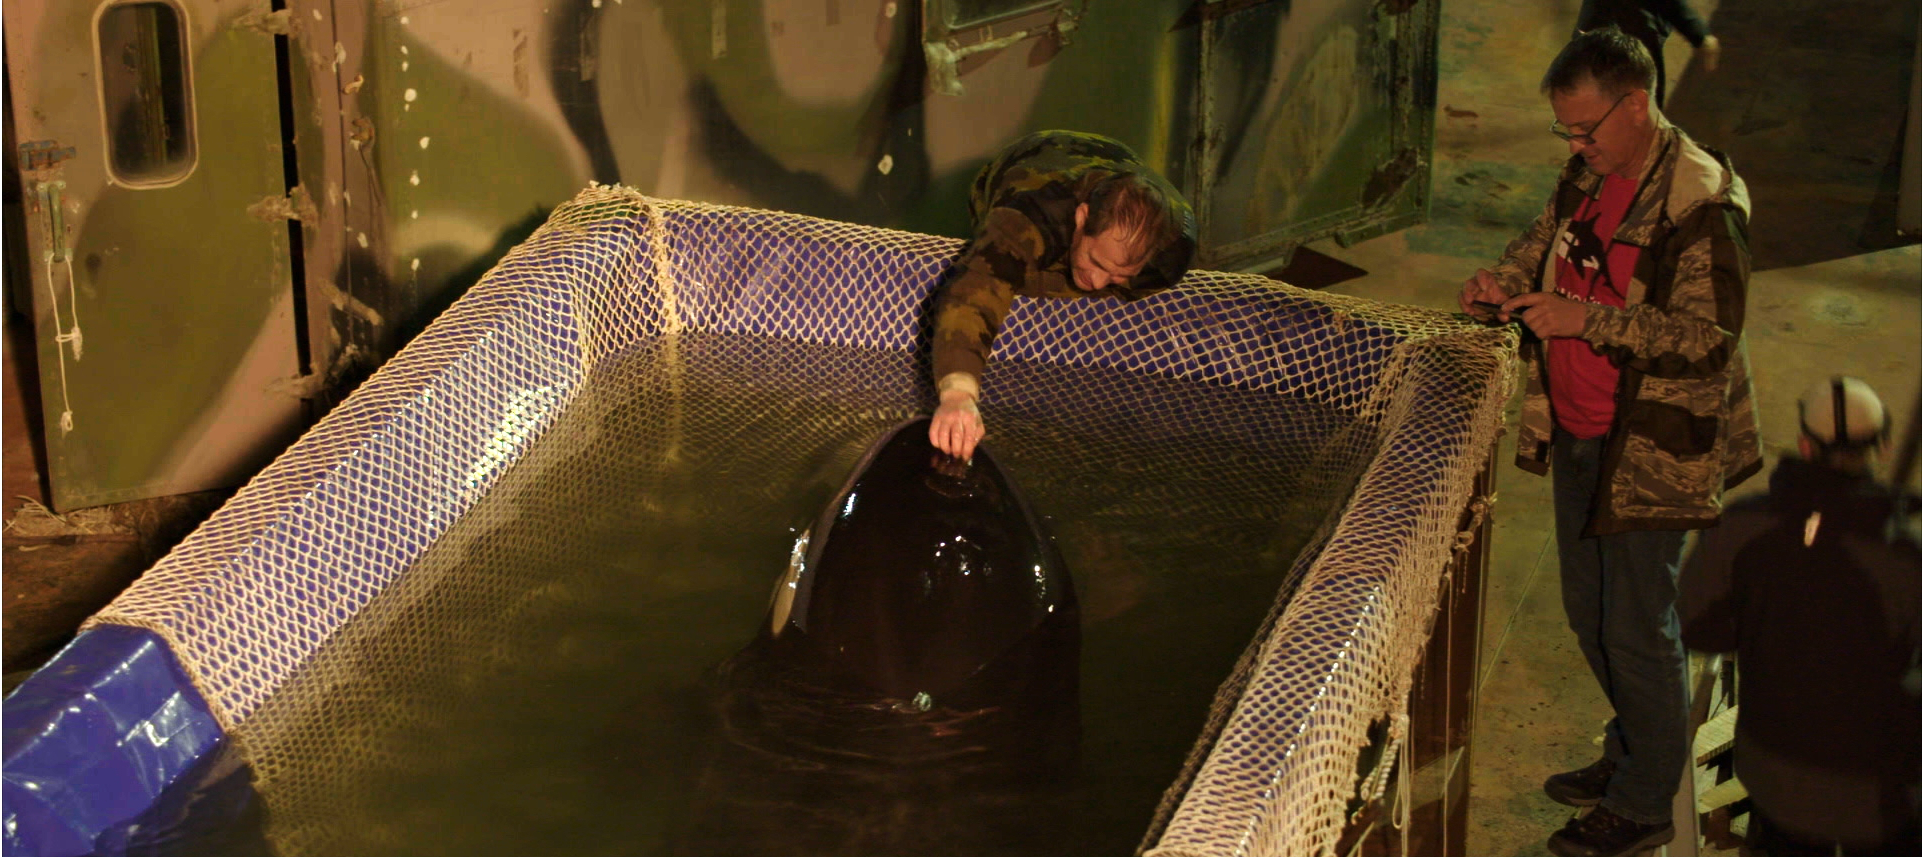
[1186,0,1440,272]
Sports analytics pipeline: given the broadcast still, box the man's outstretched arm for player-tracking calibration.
[929,207,1039,460]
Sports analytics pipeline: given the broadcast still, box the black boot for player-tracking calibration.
[1547,806,1675,857]
[1543,757,1615,807]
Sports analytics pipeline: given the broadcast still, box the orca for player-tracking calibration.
[671,418,1081,855]
[727,416,1078,772]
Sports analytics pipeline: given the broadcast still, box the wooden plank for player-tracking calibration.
[1698,775,1749,814]
[1694,705,1739,764]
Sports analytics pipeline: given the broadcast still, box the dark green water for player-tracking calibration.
[176,333,1377,857]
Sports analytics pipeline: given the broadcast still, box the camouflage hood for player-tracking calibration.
[965,130,1197,298]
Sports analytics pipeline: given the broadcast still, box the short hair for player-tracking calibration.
[1084,171,1180,264]
[1542,26,1657,98]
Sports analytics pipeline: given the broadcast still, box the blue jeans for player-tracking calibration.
[1552,433,1691,825]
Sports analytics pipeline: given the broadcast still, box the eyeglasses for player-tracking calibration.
[1550,92,1629,145]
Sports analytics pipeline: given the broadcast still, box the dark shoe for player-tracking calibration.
[1546,806,1675,857]
[1543,757,1615,807]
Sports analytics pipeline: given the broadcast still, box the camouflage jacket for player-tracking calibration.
[930,131,1196,390]
[1486,123,1761,535]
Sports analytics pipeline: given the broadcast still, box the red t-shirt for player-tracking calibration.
[1547,173,1642,439]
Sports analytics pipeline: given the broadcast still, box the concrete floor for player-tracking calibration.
[1,0,1916,853]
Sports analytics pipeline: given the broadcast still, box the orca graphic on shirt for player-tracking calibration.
[1553,201,1621,302]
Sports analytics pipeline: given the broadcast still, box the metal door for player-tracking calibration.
[5,0,304,510]
[1187,0,1440,272]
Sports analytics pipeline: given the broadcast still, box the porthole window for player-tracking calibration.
[94,0,197,187]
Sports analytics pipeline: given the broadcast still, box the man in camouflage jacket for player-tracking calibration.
[1474,129,1762,534]
[1459,28,1759,857]
[928,130,1196,459]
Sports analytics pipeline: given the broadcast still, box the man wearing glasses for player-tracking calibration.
[1458,26,1760,857]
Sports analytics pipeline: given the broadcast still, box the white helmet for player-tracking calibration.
[1797,376,1889,449]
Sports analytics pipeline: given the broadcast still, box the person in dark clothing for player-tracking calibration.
[1575,0,1721,107]
[927,130,1197,461]
[1679,376,1922,857]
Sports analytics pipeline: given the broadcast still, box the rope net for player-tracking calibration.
[87,185,1515,857]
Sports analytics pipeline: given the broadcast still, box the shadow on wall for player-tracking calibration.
[1663,0,1920,271]
[686,71,933,228]
[314,209,554,418]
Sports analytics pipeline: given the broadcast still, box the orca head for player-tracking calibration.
[758,418,1077,711]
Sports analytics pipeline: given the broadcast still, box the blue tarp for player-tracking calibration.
[3,626,223,857]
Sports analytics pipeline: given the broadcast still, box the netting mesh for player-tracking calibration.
[86,185,1515,857]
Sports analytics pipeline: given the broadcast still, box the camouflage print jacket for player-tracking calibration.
[930,130,1196,392]
[1486,123,1762,535]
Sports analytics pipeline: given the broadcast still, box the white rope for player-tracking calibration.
[42,251,82,433]
[1392,710,1414,857]
[634,191,687,466]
